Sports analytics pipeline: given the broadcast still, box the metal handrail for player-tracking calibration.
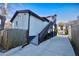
[38,21,55,43]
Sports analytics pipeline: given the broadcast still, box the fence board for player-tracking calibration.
[71,25,79,51]
[0,29,27,50]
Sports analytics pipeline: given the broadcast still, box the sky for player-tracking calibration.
[1,3,79,23]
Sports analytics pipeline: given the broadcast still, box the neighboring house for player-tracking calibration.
[57,22,68,35]
[57,25,66,35]
[0,15,6,30]
[10,10,50,42]
[4,20,12,29]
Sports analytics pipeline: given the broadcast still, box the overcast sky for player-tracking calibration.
[1,3,79,23]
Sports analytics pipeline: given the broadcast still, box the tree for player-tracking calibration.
[58,22,64,30]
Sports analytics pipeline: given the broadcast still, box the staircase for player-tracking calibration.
[31,20,57,45]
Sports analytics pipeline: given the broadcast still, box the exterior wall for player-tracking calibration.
[31,22,55,45]
[4,20,12,29]
[29,15,48,36]
[12,13,29,30]
[12,12,48,36]
[0,15,6,30]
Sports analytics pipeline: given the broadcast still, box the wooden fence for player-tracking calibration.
[0,29,27,50]
[71,25,79,52]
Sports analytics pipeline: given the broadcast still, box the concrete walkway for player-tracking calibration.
[0,36,75,56]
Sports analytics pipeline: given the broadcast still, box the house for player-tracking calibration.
[0,10,57,50]
[31,15,57,45]
[10,10,50,43]
[0,15,6,30]
[57,22,68,35]
[4,20,12,29]
[10,10,57,46]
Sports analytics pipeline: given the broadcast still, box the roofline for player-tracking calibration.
[10,10,47,22]
[41,17,49,22]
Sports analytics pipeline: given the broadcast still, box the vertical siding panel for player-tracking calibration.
[29,15,48,36]
[12,13,29,30]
